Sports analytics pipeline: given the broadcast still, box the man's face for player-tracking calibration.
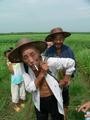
[20,47,41,70]
[53,34,64,49]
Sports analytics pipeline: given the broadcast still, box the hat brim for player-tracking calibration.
[8,41,47,63]
[45,32,71,41]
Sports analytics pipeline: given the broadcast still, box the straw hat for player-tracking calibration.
[45,27,71,41]
[8,38,47,63]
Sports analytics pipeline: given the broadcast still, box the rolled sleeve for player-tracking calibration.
[48,57,75,76]
[65,58,75,75]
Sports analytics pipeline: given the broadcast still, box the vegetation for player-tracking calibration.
[0,33,90,120]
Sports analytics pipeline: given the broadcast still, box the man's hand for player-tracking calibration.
[59,80,68,87]
[39,61,49,76]
[34,61,49,88]
[59,75,71,87]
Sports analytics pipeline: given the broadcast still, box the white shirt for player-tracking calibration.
[23,57,75,115]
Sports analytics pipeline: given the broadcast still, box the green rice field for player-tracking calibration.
[0,32,90,120]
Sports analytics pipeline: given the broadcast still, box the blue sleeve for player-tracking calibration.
[67,47,75,60]
[44,45,56,57]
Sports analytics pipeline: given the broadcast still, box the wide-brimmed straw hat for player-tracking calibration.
[8,38,47,63]
[45,27,71,41]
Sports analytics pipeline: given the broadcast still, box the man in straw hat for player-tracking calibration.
[8,38,75,120]
[44,27,76,120]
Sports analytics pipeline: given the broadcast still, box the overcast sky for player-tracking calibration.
[0,0,90,33]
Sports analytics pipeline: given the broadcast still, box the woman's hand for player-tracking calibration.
[78,102,90,113]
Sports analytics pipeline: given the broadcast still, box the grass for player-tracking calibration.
[0,32,90,120]
[68,73,89,120]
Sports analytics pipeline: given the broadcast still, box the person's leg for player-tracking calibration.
[52,113,64,120]
[11,84,19,103]
[64,106,68,120]
[34,96,53,120]
[45,95,64,120]
[19,82,26,108]
[11,84,21,112]
[62,86,69,120]
[35,107,48,120]
[19,82,26,100]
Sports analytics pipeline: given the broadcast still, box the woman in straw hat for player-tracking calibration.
[8,38,75,120]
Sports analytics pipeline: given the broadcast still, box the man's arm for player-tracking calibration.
[48,57,75,87]
[23,61,49,92]
[34,61,49,88]
[48,57,75,75]
[57,58,75,87]
[59,75,71,87]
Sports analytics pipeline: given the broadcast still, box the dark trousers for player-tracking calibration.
[62,86,69,107]
[35,95,64,120]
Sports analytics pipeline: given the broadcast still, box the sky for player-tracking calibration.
[0,0,90,33]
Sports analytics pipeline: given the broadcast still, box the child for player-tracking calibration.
[4,48,26,112]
